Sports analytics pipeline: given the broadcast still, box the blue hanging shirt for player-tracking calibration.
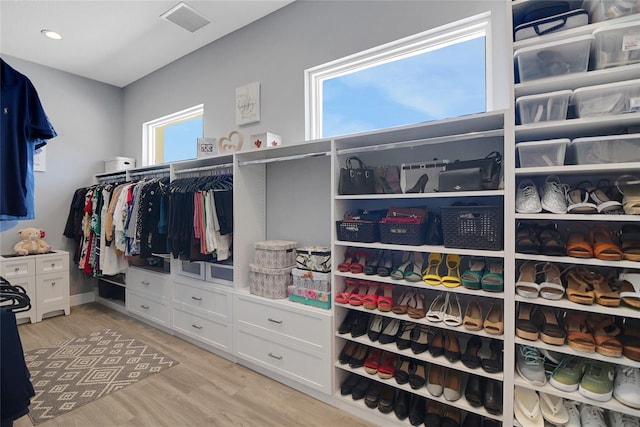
[0,59,57,218]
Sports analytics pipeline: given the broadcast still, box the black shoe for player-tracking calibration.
[351,376,372,401]
[377,250,394,276]
[481,418,501,427]
[393,389,410,420]
[351,312,370,338]
[481,340,503,374]
[444,331,461,363]
[408,362,426,390]
[408,394,425,426]
[338,340,358,364]
[338,310,357,334]
[364,381,383,409]
[483,378,503,415]
[410,324,429,354]
[461,412,482,427]
[441,406,461,427]
[396,321,415,350]
[340,373,360,396]
[428,328,444,358]
[367,314,384,342]
[378,318,400,344]
[348,344,369,369]
[377,385,395,414]
[363,249,384,275]
[461,336,482,369]
[464,374,484,407]
[424,400,443,427]
[395,357,412,385]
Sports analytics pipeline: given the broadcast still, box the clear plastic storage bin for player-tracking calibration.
[583,0,640,23]
[514,35,594,82]
[592,21,640,70]
[573,79,640,117]
[517,139,569,167]
[516,90,572,124]
[567,134,640,164]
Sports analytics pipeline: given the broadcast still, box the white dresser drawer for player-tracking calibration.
[127,267,170,298]
[236,327,330,394]
[7,276,36,323]
[36,271,70,322]
[1,257,35,279]
[235,293,331,351]
[172,307,232,352]
[173,279,231,320]
[35,252,69,274]
[126,290,169,326]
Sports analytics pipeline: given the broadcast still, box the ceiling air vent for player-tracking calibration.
[160,2,210,33]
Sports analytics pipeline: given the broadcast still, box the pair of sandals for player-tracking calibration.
[462,300,504,336]
[565,266,620,307]
[516,223,565,256]
[566,225,623,261]
[565,312,624,358]
[391,290,426,319]
[516,261,565,300]
[566,180,623,214]
[460,257,504,292]
[390,252,424,282]
[514,387,570,427]
[425,292,462,326]
[422,253,461,287]
[335,279,393,311]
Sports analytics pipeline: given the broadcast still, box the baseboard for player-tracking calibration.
[70,291,95,306]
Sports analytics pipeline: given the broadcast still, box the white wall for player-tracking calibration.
[0,56,123,295]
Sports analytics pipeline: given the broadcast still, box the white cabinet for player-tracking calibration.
[0,251,70,323]
[126,266,171,327]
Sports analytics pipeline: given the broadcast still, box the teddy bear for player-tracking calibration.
[13,228,52,256]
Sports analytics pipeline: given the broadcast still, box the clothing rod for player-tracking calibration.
[128,168,170,177]
[237,151,329,166]
[174,163,234,175]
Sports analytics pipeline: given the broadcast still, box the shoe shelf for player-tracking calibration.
[335,303,504,341]
[514,112,640,141]
[339,333,504,382]
[515,253,640,269]
[335,190,505,200]
[336,365,504,422]
[514,336,640,370]
[333,394,414,427]
[515,294,640,320]
[335,271,504,300]
[513,376,640,419]
[334,241,505,259]
[515,213,640,222]
[515,162,640,176]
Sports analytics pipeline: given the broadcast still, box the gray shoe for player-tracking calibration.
[516,345,547,386]
[516,179,542,213]
[580,405,607,427]
[541,175,569,214]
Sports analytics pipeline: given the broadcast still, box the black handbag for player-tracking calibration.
[443,152,502,190]
[338,156,376,195]
[438,168,483,192]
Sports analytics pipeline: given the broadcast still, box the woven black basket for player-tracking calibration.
[336,220,380,243]
[379,222,427,246]
[441,205,503,251]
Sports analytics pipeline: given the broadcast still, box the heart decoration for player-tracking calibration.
[218,130,243,153]
[254,139,262,148]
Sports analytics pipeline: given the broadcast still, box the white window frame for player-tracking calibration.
[142,104,204,166]
[304,12,492,140]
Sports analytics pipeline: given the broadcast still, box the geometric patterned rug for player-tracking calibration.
[24,329,178,425]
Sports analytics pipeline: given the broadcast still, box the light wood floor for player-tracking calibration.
[13,303,376,427]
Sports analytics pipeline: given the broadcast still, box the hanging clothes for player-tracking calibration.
[0,58,57,220]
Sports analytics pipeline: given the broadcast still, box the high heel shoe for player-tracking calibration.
[406,173,429,193]
[349,250,370,274]
[376,250,394,277]
[391,252,413,280]
[407,292,426,319]
[404,252,424,283]
[422,252,443,285]
[363,249,384,275]
[338,247,357,272]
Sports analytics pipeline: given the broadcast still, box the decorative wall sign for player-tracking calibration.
[218,130,243,153]
[235,82,260,125]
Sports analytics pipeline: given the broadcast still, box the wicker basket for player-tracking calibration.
[379,222,426,246]
[336,220,379,243]
[441,205,503,251]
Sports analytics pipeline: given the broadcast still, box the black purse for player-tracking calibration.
[438,168,483,192]
[443,152,502,190]
[338,156,376,195]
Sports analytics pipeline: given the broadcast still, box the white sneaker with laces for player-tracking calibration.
[516,179,542,213]
[563,400,581,427]
[541,175,569,214]
[580,405,607,427]
[613,365,640,409]
[517,345,547,386]
[608,410,640,427]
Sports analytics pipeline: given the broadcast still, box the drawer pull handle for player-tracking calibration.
[191,296,203,301]
[191,324,203,330]
[140,305,149,310]
[51,282,56,286]
[14,267,19,272]
[141,281,150,286]
[268,352,283,360]
[267,318,283,324]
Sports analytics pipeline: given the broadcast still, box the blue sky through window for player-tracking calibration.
[322,36,486,137]
[163,117,202,163]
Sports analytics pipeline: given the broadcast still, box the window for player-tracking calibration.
[142,104,203,166]
[305,13,491,139]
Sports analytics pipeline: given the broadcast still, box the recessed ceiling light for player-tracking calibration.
[41,29,62,40]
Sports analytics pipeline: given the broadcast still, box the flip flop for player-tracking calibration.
[460,257,484,289]
[422,252,442,285]
[539,392,569,425]
[590,225,623,261]
[441,254,461,288]
[514,386,544,427]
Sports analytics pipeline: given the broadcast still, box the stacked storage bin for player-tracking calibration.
[288,246,332,309]
[249,240,297,299]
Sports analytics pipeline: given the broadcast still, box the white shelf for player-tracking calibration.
[514,377,640,419]
[338,333,504,381]
[336,365,504,421]
[335,190,504,200]
[515,253,640,269]
[335,303,505,341]
[514,336,640,369]
[515,294,640,320]
[516,162,640,176]
[334,241,505,258]
[515,113,640,141]
[515,213,640,222]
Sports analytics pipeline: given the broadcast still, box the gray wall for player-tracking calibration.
[0,56,123,295]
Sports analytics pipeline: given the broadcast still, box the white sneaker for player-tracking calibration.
[613,365,640,409]
[541,175,569,214]
[608,410,640,427]
[563,400,581,427]
[516,179,542,213]
[580,405,607,427]
[517,345,547,386]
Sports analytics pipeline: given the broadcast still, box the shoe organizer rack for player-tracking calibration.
[331,110,516,425]
[511,1,640,424]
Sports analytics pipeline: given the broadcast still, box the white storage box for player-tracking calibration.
[291,268,331,292]
[514,35,594,82]
[592,22,640,70]
[254,240,297,268]
[583,0,640,23]
[516,90,572,124]
[567,133,640,164]
[514,9,589,41]
[573,79,640,117]
[104,157,135,173]
[249,132,281,149]
[249,263,293,299]
[517,139,569,167]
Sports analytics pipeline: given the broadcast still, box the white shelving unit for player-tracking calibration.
[510,2,640,424]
